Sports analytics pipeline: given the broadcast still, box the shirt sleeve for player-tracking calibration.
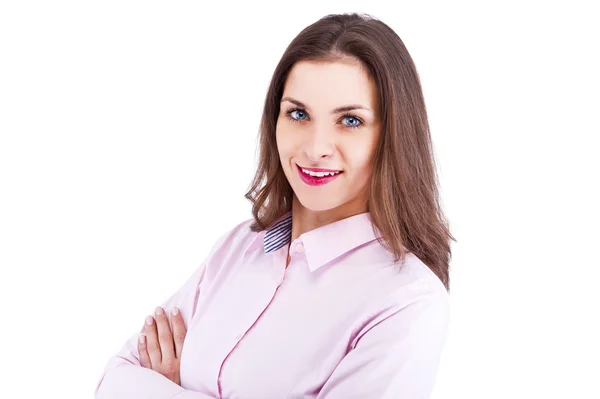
[94,261,216,399]
[94,229,232,399]
[316,286,450,399]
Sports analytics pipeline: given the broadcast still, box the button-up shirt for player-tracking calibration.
[95,211,450,398]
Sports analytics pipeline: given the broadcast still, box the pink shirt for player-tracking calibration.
[95,211,450,398]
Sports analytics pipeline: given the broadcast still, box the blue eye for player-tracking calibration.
[342,116,361,128]
[284,107,364,129]
[288,109,308,121]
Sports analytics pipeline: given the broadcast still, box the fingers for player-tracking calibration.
[144,314,162,365]
[153,306,176,362]
[170,307,187,359]
[138,333,151,368]
[139,306,185,369]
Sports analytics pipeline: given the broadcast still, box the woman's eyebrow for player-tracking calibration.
[281,96,373,114]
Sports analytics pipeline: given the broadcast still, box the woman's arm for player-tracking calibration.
[94,261,216,398]
[94,228,232,399]
[316,285,450,399]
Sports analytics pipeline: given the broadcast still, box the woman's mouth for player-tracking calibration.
[296,164,343,186]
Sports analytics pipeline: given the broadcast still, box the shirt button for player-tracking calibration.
[296,243,304,252]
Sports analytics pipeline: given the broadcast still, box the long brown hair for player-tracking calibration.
[244,12,455,292]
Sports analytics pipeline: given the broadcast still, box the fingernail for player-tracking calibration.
[171,307,179,316]
[145,315,154,325]
[139,334,146,344]
[155,306,163,316]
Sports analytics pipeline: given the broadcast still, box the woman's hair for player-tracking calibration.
[244,12,455,291]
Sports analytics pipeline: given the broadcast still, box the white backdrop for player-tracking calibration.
[1,1,598,398]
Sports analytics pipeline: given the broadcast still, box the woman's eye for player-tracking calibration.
[285,108,363,129]
[342,116,361,128]
[289,109,308,120]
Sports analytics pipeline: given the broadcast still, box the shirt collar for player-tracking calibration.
[300,212,382,271]
[263,211,293,254]
[248,211,382,272]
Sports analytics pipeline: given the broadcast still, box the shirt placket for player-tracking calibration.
[215,244,290,398]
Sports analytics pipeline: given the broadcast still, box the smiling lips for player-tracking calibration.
[296,164,343,186]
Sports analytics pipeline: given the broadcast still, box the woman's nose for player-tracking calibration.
[304,128,335,161]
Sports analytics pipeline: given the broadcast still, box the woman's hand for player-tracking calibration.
[138,306,187,386]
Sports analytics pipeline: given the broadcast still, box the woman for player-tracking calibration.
[96,12,454,399]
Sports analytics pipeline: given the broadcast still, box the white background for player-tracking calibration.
[1,1,598,398]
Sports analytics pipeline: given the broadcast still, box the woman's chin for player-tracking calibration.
[294,196,343,213]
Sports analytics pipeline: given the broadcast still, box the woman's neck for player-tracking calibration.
[289,194,367,244]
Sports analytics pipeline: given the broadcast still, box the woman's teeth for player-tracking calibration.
[301,168,341,177]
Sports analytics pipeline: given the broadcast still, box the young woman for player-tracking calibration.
[96,12,455,399]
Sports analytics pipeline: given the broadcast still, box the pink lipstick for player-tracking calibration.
[296,164,342,186]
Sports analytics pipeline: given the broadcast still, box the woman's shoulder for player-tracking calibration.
[202,216,260,263]
[365,251,449,310]
[397,252,449,295]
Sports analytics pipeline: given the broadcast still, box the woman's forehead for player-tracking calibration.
[282,60,378,113]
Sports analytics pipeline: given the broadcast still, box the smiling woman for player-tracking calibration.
[275,60,380,219]
[96,12,455,399]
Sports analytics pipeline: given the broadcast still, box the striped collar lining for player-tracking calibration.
[263,212,293,254]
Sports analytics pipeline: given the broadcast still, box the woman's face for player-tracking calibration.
[276,59,381,214]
